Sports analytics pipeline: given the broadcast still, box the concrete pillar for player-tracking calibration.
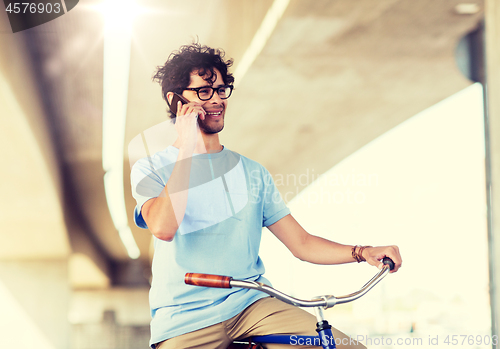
[485,0,500,346]
[0,260,71,349]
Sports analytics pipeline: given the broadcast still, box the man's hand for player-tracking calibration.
[174,101,206,153]
[362,245,402,273]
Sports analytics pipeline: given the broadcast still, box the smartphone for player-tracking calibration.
[169,93,190,115]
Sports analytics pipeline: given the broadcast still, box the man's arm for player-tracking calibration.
[141,147,193,241]
[267,214,402,272]
[141,101,206,241]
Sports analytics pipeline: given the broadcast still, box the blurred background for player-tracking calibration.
[1,0,498,348]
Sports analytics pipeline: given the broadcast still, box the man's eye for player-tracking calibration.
[199,88,211,96]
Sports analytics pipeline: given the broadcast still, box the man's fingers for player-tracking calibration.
[198,107,206,120]
[177,102,206,120]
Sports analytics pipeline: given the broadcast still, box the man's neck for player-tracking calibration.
[173,133,223,154]
[200,134,223,154]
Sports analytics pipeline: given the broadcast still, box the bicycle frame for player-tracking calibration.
[185,258,394,349]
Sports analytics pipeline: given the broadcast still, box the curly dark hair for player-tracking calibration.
[153,43,235,119]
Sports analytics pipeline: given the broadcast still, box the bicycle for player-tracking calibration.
[185,257,395,349]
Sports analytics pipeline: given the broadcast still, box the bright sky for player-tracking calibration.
[260,83,491,343]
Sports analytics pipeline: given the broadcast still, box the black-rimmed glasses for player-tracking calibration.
[184,85,233,101]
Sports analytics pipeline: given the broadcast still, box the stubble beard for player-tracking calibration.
[198,116,224,134]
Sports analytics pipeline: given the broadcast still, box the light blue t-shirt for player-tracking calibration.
[130,146,290,347]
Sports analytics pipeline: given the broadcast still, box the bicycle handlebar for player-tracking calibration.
[185,257,395,309]
[382,256,395,270]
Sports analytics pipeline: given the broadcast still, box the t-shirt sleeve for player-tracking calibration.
[261,166,290,227]
[130,158,166,229]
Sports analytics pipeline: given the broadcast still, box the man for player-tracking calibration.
[131,43,402,349]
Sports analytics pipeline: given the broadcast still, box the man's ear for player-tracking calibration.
[166,91,174,106]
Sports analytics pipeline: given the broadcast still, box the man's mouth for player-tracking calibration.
[206,110,223,117]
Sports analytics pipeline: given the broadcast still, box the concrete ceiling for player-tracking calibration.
[0,0,483,287]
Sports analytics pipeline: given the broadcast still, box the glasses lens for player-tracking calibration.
[198,87,213,100]
[218,86,232,99]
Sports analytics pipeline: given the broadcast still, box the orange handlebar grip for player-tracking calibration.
[185,273,233,288]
